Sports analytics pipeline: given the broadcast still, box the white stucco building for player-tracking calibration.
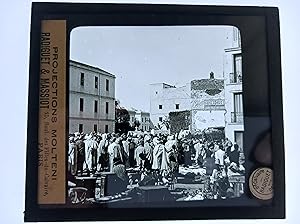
[69,60,116,133]
[149,83,191,127]
[223,27,244,148]
[150,75,225,133]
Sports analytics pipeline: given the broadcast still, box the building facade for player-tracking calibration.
[223,27,244,148]
[128,108,151,132]
[150,75,225,133]
[191,74,225,133]
[135,111,151,132]
[69,60,116,134]
[150,83,191,127]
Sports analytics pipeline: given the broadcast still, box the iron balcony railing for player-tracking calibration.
[229,72,243,84]
[231,112,244,124]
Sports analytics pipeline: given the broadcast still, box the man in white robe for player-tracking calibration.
[84,134,98,173]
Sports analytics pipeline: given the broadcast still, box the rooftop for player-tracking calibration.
[149,83,176,88]
[70,60,115,78]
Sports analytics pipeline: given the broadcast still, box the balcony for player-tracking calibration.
[229,72,243,84]
[231,112,244,124]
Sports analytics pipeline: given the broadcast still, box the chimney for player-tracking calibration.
[210,72,214,79]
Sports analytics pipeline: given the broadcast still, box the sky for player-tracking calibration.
[70,25,232,112]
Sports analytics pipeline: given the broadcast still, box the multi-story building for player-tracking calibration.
[149,83,191,127]
[150,74,225,133]
[223,27,244,148]
[69,60,116,134]
[191,73,225,132]
[127,108,152,132]
[135,110,151,132]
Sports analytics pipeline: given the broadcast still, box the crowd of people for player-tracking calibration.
[68,130,245,199]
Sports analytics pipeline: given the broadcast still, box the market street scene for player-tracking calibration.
[68,129,245,204]
[68,26,245,205]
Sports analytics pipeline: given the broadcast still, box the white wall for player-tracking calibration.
[150,83,191,125]
[192,110,225,131]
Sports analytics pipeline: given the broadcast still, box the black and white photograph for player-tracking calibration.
[67,25,245,206]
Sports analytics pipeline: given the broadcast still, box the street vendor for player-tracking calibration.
[107,163,129,195]
[210,165,231,199]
